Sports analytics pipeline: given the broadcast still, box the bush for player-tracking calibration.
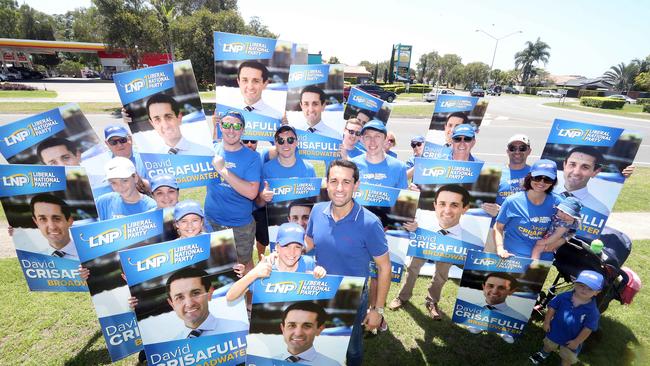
[636,98,650,106]
[524,86,555,95]
[643,104,650,113]
[580,97,625,109]
[0,83,37,91]
[57,60,83,77]
[578,90,605,98]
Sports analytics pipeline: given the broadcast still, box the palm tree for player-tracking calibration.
[603,62,639,92]
[632,56,649,74]
[514,38,551,85]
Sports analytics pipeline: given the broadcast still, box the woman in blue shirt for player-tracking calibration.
[495,159,561,260]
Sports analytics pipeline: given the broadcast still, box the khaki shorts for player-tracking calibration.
[543,337,579,364]
[208,219,256,263]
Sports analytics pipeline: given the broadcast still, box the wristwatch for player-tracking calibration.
[375,307,385,315]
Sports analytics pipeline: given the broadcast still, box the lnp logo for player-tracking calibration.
[4,127,31,146]
[473,258,497,266]
[558,128,583,139]
[124,78,145,93]
[80,229,122,248]
[288,72,304,82]
[2,173,30,187]
[421,167,446,177]
[351,95,378,109]
[129,253,168,271]
[273,185,292,195]
[264,281,297,294]
[222,42,246,53]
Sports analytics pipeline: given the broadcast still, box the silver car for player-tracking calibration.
[608,94,636,104]
[536,90,563,98]
[424,89,455,102]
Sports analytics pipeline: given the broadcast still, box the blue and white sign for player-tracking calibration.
[347,88,383,113]
[408,227,484,265]
[214,104,280,142]
[0,108,65,159]
[434,95,478,114]
[214,32,277,61]
[546,119,624,147]
[353,183,401,207]
[413,158,484,184]
[141,154,217,189]
[268,177,323,203]
[295,130,342,162]
[114,63,175,106]
[0,164,66,197]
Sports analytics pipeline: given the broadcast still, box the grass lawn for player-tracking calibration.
[544,102,650,121]
[199,91,215,100]
[392,104,435,118]
[0,90,58,98]
[0,102,121,114]
[614,167,650,212]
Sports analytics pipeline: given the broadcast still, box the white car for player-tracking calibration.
[536,90,563,98]
[0,72,7,81]
[424,89,455,102]
[608,94,636,104]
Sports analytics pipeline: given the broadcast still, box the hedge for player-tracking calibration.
[524,86,556,95]
[636,98,650,106]
[578,90,605,98]
[0,82,37,91]
[377,83,432,94]
[580,97,625,109]
[643,104,650,113]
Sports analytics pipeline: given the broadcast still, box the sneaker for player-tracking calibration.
[499,333,515,344]
[529,351,548,364]
[388,298,405,311]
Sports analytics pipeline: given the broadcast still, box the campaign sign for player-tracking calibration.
[421,143,452,160]
[266,177,324,251]
[0,164,98,291]
[425,95,488,146]
[295,130,342,163]
[541,119,643,240]
[114,60,214,157]
[413,158,484,185]
[453,250,551,339]
[70,209,174,361]
[119,230,247,366]
[286,64,345,137]
[247,272,365,366]
[344,87,393,126]
[214,104,280,142]
[140,153,217,189]
[354,183,419,231]
[370,232,409,283]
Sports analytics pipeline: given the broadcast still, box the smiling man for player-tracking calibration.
[166,267,247,339]
[298,85,341,139]
[30,193,77,259]
[449,124,479,162]
[555,146,609,216]
[37,137,82,166]
[477,272,528,321]
[145,93,213,156]
[275,301,340,366]
[236,60,282,119]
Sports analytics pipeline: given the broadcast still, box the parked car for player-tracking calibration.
[470,88,485,97]
[2,68,22,80]
[504,86,520,94]
[486,86,502,96]
[8,66,44,79]
[346,84,397,103]
[424,89,455,102]
[536,89,563,98]
[607,94,636,104]
[0,72,7,81]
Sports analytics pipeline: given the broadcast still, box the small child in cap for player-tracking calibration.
[532,196,582,260]
[529,270,603,365]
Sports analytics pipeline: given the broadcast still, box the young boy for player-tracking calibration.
[226,222,326,302]
[529,270,603,365]
[531,196,582,260]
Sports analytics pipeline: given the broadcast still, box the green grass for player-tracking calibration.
[614,167,650,212]
[392,104,435,118]
[544,102,650,120]
[0,90,58,98]
[397,93,428,102]
[0,102,121,114]
[199,91,215,100]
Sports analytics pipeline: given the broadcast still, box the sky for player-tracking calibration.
[22,0,650,78]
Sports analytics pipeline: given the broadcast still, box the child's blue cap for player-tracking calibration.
[276,223,305,247]
[575,270,604,291]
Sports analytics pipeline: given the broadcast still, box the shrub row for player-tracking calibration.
[636,98,650,106]
[643,104,650,113]
[0,82,37,91]
[578,90,605,98]
[580,97,625,109]
[379,83,432,94]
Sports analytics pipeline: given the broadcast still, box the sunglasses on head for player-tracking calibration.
[508,144,529,152]
[452,136,474,143]
[531,175,554,184]
[108,137,128,146]
[411,142,423,148]
[276,136,296,145]
[222,122,243,130]
[242,140,257,144]
[345,128,362,136]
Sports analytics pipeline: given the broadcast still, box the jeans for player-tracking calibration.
[347,284,369,366]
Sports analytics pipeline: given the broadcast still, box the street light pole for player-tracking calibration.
[475,29,523,84]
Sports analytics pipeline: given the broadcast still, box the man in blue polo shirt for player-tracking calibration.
[339,118,364,160]
[350,120,408,189]
[96,157,157,220]
[205,110,262,274]
[305,159,390,366]
[449,123,480,162]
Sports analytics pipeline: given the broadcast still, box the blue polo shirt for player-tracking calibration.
[386,150,397,158]
[262,157,316,179]
[306,201,388,277]
[496,165,531,206]
[347,146,364,159]
[496,191,561,260]
[205,143,262,227]
[351,154,408,189]
[547,291,600,352]
[96,192,157,221]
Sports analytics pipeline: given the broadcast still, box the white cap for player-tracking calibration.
[507,134,530,146]
[104,157,136,180]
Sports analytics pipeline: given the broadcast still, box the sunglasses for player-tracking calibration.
[345,128,362,137]
[387,139,396,144]
[452,136,474,143]
[276,136,296,145]
[508,144,529,152]
[242,140,257,144]
[531,175,554,184]
[411,142,423,148]
[107,137,128,146]
[222,122,243,130]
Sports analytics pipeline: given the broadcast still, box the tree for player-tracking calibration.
[17,4,60,67]
[438,54,462,85]
[634,72,650,91]
[174,0,237,15]
[603,62,639,92]
[358,60,374,74]
[416,51,440,84]
[328,56,340,64]
[632,55,650,74]
[150,0,178,61]
[514,37,551,85]
[463,62,490,87]
[246,16,274,38]
[447,64,465,87]
[0,0,20,38]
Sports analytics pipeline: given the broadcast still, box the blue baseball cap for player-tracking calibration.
[151,174,178,192]
[173,200,204,221]
[530,159,557,180]
[361,119,387,135]
[224,110,245,124]
[411,135,425,144]
[275,124,297,139]
[575,270,604,291]
[276,223,305,247]
[451,124,476,138]
[557,196,582,221]
[104,125,129,140]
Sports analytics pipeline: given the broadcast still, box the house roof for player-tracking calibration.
[557,78,614,88]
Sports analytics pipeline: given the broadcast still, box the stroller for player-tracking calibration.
[534,226,633,317]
